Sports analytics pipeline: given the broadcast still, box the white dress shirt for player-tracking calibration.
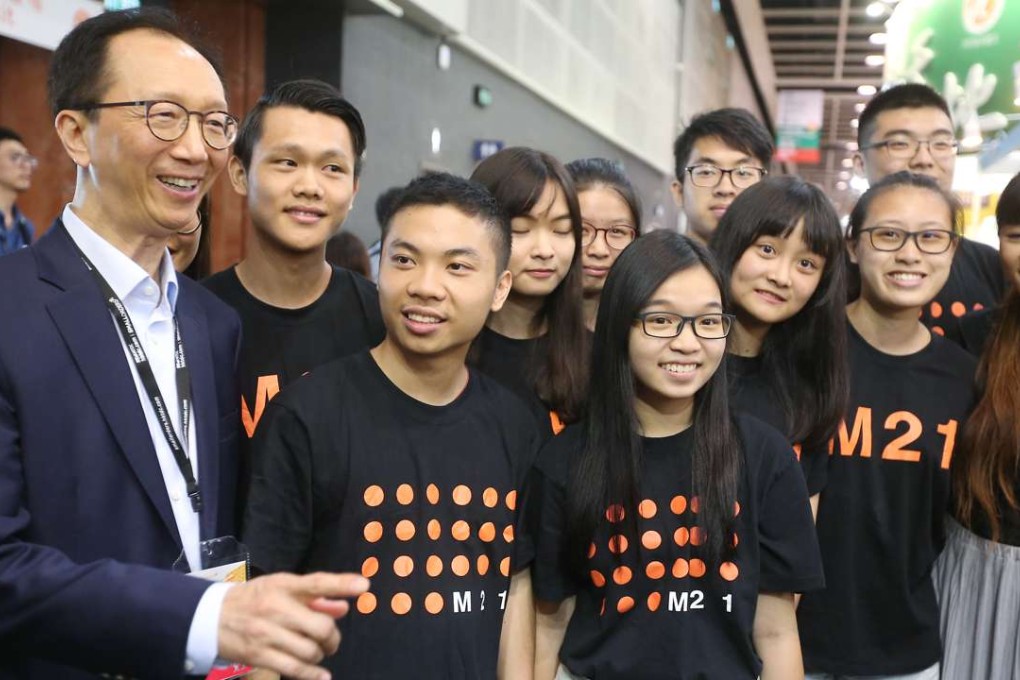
[62,206,229,674]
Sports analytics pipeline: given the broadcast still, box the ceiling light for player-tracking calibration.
[836,181,848,191]
[850,118,860,129]
[842,158,854,168]
[865,55,886,67]
[857,85,878,96]
[866,2,887,17]
[855,102,866,113]
[839,171,851,180]
[869,32,888,45]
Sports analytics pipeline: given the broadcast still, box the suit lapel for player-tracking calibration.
[37,222,183,547]
[176,295,220,541]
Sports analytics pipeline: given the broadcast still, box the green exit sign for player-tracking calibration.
[473,85,493,108]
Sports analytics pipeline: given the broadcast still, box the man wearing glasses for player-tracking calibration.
[0,127,37,256]
[0,9,366,680]
[855,83,1005,334]
[670,108,775,244]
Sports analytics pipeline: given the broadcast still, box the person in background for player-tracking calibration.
[566,157,641,331]
[670,108,773,245]
[854,83,1005,333]
[0,126,37,256]
[325,230,371,278]
[710,176,848,514]
[934,171,1020,680]
[366,185,404,282]
[470,146,589,436]
[169,194,210,278]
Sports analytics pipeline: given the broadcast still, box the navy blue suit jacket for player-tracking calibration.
[0,222,241,678]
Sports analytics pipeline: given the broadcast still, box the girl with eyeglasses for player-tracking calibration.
[710,176,848,512]
[520,231,823,679]
[797,172,978,680]
[471,147,589,435]
[565,158,642,331]
[934,172,1020,680]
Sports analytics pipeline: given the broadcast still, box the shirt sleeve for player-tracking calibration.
[799,444,828,496]
[184,581,233,674]
[241,401,317,574]
[523,452,579,603]
[758,448,826,594]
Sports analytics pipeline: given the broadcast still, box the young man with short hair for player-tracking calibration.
[203,80,385,508]
[671,107,774,244]
[854,83,1005,333]
[0,126,37,256]
[243,172,539,678]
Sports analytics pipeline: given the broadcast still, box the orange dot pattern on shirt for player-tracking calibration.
[591,498,741,616]
[929,300,985,336]
[357,483,518,615]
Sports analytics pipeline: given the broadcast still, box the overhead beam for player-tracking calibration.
[776,77,882,89]
[770,39,877,50]
[834,0,850,79]
[764,7,876,19]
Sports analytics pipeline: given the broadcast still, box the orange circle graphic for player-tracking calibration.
[356,592,376,614]
[363,521,383,543]
[426,555,443,577]
[930,301,944,318]
[974,303,985,311]
[617,596,635,614]
[673,526,689,547]
[672,558,689,578]
[364,485,384,507]
[646,561,665,579]
[483,487,499,507]
[731,532,740,548]
[733,501,741,517]
[452,520,471,541]
[638,499,657,519]
[612,566,632,585]
[427,519,442,540]
[690,526,706,546]
[588,542,597,559]
[590,570,606,587]
[505,489,517,510]
[451,555,470,576]
[361,556,379,578]
[642,530,662,550]
[395,520,415,541]
[647,592,662,612]
[951,301,967,317]
[933,326,946,336]
[478,522,496,542]
[605,504,626,523]
[391,592,412,615]
[691,496,700,513]
[500,556,511,576]
[426,483,440,504]
[452,485,472,506]
[608,534,628,554]
[477,554,490,575]
[503,525,515,542]
[670,495,687,515]
[689,558,706,578]
[393,555,414,577]
[719,561,739,581]
[425,592,444,614]
[396,484,414,505]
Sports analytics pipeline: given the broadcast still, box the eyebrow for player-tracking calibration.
[880,128,954,138]
[267,143,351,160]
[387,240,484,261]
[690,155,754,166]
[145,94,229,111]
[388,238,420,255]
[871,219,950,229]
[642,298,723,311]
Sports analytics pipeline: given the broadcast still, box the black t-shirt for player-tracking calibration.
[524,416,823,680]
[798,323,978,675]
[945,306,996,358]
[728,354,828,495]
[473,326,561,435]
[921,237,1004,335]
[242,351,541,679]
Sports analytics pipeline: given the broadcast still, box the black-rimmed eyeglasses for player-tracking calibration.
[635,312,735,339]
[685,164,766,189]
[73,100,239,150]
[856,227,958,254]
[860,135,958,160]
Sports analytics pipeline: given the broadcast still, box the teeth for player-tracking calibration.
[159,176,198,189]
[407,313,442,324]
[890,272,923,281]
[662,363,696,374]
[289,209,321,217]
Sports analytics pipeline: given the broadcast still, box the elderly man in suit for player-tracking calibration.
[0,9,367,680]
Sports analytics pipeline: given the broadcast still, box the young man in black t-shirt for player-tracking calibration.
[242,173,541,679]
[854,83,1005,333]
[203,81,385,512]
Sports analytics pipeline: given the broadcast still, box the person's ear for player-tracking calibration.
[846,236,860,265]
[490,269,513,312]
[228,156,249,196]
[670,179,684,209]
[54,110,92,168]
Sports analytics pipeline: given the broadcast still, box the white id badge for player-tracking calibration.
[174,537,252,680]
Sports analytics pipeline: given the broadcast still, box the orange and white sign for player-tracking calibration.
[0,0,102,51]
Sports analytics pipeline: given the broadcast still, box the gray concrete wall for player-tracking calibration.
[340,14,678,244]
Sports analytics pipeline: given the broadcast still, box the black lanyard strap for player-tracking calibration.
[75,245,202,513]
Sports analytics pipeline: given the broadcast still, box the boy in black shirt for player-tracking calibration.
[203,80,385,511]
[243,173,540,679]
[854,83,1005,333]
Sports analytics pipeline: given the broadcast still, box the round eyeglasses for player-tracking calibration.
[74,100,239,150]
[861,136,958,160]
[685,164,766,189]
[856,227,958,254]
[635,312,734,339]
[581,222,637,250]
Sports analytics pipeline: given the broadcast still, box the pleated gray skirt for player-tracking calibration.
[934,517,1020,680]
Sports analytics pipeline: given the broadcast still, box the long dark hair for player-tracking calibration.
[566,157,643,233]
[711,176,848,453]
[471,147,589,421]
[565,231,742,573]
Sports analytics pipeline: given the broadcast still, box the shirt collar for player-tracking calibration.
[61,205,179,310]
